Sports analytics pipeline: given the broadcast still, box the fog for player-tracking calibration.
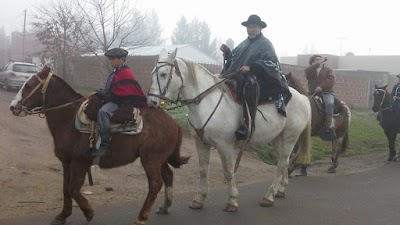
[0,0,398,56]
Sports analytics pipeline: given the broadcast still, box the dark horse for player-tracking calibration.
[372,85,400,161]
[9,66,189,225]
[286,72,351,173]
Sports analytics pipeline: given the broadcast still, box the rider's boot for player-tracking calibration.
[91,131,111,157]
[320,116,335,141]
[235,106,257,140]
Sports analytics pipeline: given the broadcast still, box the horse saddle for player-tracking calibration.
[312,95,343,116]
[74,98,143,135]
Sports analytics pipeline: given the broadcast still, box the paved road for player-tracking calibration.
[2,162,400,225]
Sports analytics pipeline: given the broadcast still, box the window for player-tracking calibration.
[12,64,39,73]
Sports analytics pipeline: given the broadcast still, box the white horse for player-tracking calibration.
[148,49,312,211]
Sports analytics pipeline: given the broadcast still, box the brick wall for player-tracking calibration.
[70,56,222,94]
[281,64,392,109]
[69,56,393,109]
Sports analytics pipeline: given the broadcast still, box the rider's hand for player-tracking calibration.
[314,86,322,93]
[220,44,230,55]
[240,66,250,73]
[96,89,112,102]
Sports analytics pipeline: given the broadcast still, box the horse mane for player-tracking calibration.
[52,75,83,98]
[178,57,215,90]
[286,72,307,95]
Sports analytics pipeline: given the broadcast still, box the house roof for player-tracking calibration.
[125,44,221,65]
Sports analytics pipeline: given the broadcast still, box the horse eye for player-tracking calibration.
[160,73,167,78]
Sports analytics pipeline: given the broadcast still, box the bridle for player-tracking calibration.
[374,88,392,112]
[18,72,93,116]
[148,58,240,109]
[148,60,185,106]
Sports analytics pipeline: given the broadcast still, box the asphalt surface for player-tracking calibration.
[2,162,400,225]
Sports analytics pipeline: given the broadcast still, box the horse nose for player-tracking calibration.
[150,100,158,106]
[9,105,15,112]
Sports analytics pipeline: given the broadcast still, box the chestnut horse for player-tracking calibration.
[372,85,400,161]
[9,66,189,225]
[286,72,351,173]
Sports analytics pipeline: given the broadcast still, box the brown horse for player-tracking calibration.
[9,66,189,225]
[372,85,400,161]
[286,72,351,173]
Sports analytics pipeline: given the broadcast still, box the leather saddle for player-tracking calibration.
[311,94,343,116]
[75,97,143,134]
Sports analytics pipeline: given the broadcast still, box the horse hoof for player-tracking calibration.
[327,167,336,173]
[189,200,204,209]
[155,207,169,215]
[223,204,238,212]
[135,220,145,225]
[50,217,66,225]
[387,157,395,161]
[275,191,285,198]
[259,198,274,207]
[84,210,94,222]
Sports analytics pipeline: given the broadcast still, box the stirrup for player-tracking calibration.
[235,125,249,140]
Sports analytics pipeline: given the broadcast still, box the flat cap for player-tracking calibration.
[104,48,128,58]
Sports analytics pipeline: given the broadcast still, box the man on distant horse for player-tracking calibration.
[305,55,336,141]
[92,47,148,157]
[219,14,291,140]
[391,74,400,113]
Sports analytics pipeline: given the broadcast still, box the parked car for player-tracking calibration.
[0,61,40,91]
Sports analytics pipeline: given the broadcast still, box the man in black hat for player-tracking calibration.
[391,74,400,113]
[220,14,291,140]
[92,47,147,158]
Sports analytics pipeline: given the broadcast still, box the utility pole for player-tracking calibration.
[336,37,346,56]
[22,9,26,61]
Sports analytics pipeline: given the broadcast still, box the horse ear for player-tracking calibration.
[159,48,168,60]
[168,48,178,61]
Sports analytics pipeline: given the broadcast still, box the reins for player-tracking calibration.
[20,72,96,116]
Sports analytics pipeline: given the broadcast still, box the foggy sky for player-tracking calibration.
[1,0,398,57]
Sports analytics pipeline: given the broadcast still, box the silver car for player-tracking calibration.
[0,61,40,91]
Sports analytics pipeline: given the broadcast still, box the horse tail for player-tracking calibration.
[297,119,312,165]
[340,105,351,153]
[341,131,349,153]
[168,125,190,168]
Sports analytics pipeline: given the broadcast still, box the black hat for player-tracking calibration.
[104,48,128,58]
[241,15,267,28]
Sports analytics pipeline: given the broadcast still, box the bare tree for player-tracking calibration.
[74,0,146,54]
[32,0,82,82]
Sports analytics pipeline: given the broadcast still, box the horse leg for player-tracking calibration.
[68,160,94,222]
[51,162,72,225]
[135,159,163,225]
[385,130,397,161]
[260,137,293,206]
[156,163,173,215]
[216,144,238,212]
[189,139,211,210]
[328,139,339,173]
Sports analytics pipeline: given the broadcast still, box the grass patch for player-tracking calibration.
[165,106,188,131]
[73,85,96,96]
[249,109,388,165]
